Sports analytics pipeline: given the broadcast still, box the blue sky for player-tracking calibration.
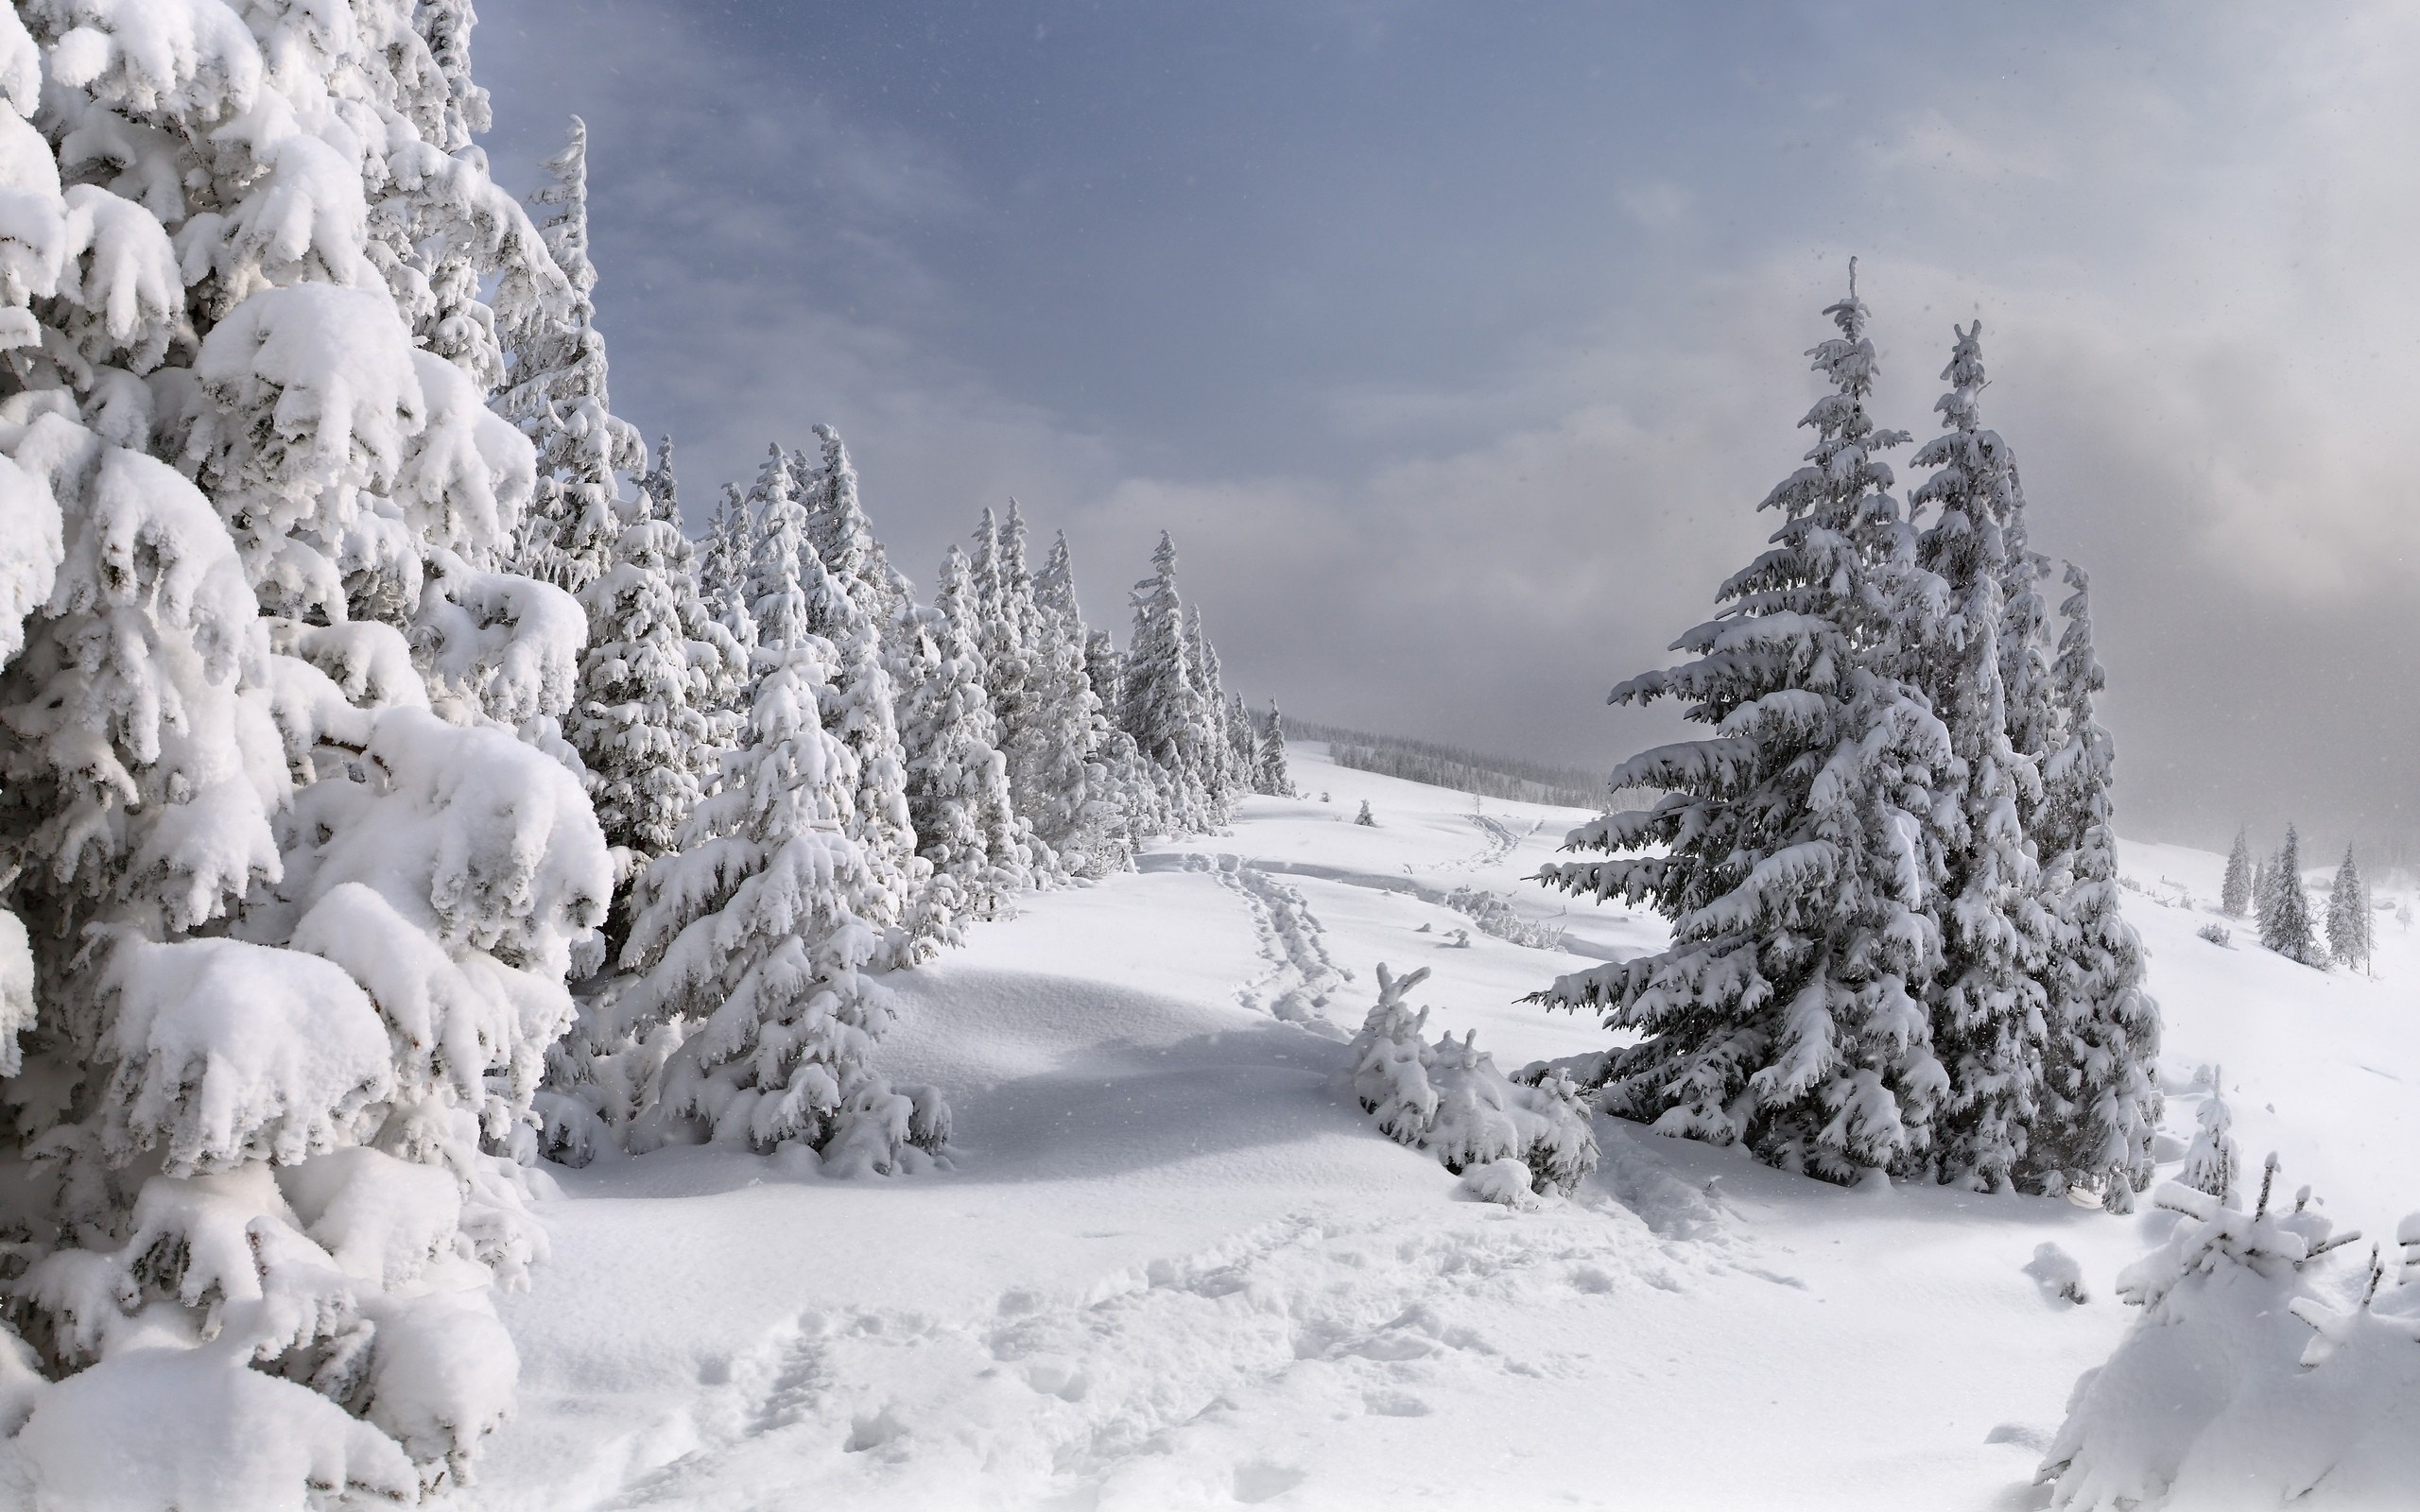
[476,1,2420,858]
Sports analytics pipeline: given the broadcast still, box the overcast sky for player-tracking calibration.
[475,0,2420,860]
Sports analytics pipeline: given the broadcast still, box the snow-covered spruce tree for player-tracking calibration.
[500,116,644,597]
[2259,823,2321,965]
[0,5,618,1498]
[1257,701,1294,797]
[1907,322,2056,1193]
[801,425,910,643]
[900,546,1030,921]
[639,437,748,760]
[2177,1073,2238,1204]
[604,454,946,1171]
[2327,845,2371,972]
[1081,622,1164,840]
[699,480,760,722]
[1186,604,1239,821]
[796,510,925,961]
[565,445,719,938]
[1084,624,1125,712]
[1995,432,2058,809]
[1122,532,1213,833]
[1027,529,1134,877]
[2221,829,2254,918]
[2026,564,2160,1206]
[1225,689,1256,792]
[1530,270,1956,1184]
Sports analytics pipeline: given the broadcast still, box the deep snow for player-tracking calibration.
[461,745,2420,1511]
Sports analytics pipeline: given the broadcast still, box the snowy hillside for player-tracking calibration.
[450,745,2420,1511]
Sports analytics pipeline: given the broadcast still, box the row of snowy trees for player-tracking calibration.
[2220,827,2376,971]
[0,5,1265,1502]
[482,116,1287,1167]
[1533,268,2159,1204]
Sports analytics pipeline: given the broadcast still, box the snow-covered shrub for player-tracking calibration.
[1355,799,1375,827]
[1347,964,1598,1199]
[2195,923,2231,947]
[2178,1070,2239,1205]
[1444,885,1568,950]
[2034,1163,2402,1510]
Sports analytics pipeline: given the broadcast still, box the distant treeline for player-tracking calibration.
[1285,718,1648,811]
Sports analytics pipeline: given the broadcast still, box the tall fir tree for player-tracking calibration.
[1226,688,1257,789]
[501,116,644,594]
[1530,269,1954,1183]
[700,480,761,692]
[2326,844,2371,973]
[2221,829,2255,917]
[803,525,926,962]
[567,477,712,913]
[1257,700,1295,797]
[2259,823,2321,965]
[1908,322,2056,1192]
[1186,603,1238,822]
[1028,529,1134,876]
[901,547,1032,920]
[2027,564,2160,1205]
[610,627,947,1172]
[1123,532,1214,833]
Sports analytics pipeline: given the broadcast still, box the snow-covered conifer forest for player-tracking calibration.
[0,4,2406,1510]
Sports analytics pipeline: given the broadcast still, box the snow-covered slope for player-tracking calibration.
[461,746,2420,1511]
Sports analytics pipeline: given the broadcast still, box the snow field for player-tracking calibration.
[468,747,2420,1510]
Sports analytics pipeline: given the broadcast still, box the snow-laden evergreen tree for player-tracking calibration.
[2177,1074,2239,1204]
[1187,603,1239,820]
[2027,564,2160,1206]
[1907,322,2056,1192]
[803,521,926,960]
[569,490,704,874]
[1996,433,2058,807]
[2221,829,2255,917]
[1225,689,1256,791]
[1084,625,1125,712]
[741,446,812,651]
[501,116,644,595]
[1257,701,1294,797]
[802,425,910,639]
[1027,529,1135,876]
[699,480,760,730]
[566,439,744,949]
[604,454,946,1172]
[1356,799,1377,826]
[2259,823,2322,965]
[1122,532,1213,833]
[1530,269,1956,1184]
[643,438,748,759]
[607,640,948,1172]
[901,547,1030,921]
[2326,845,2372,973]
[2252,851,2274,923]
[0,7,618,1495]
